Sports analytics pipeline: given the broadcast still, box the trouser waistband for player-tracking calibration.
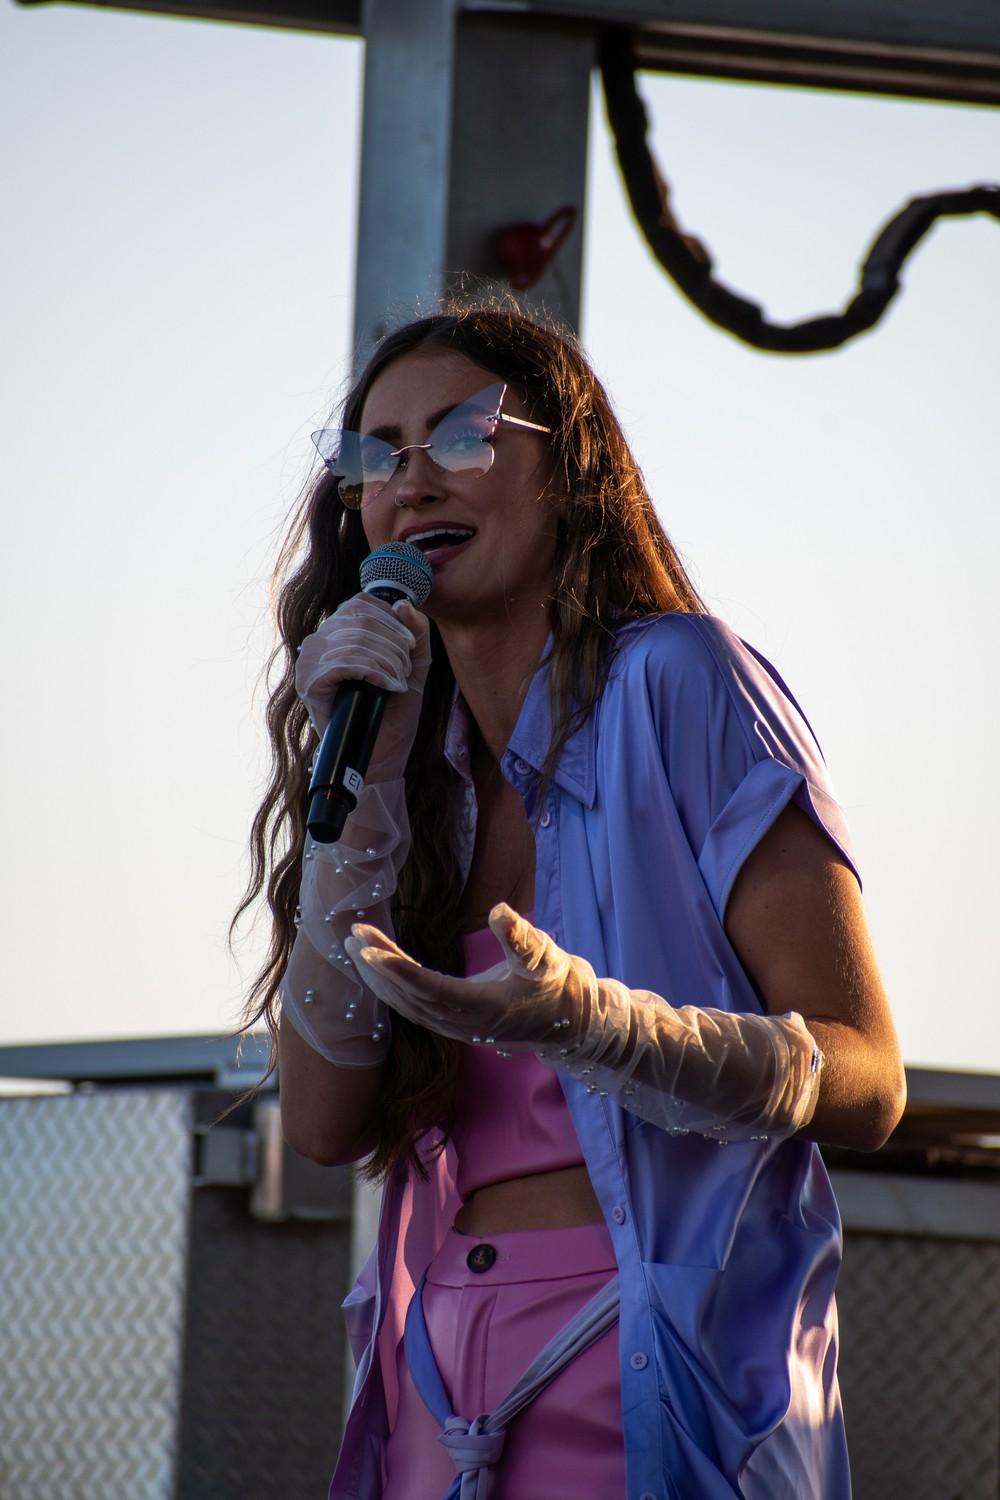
[426,1220,617,1287]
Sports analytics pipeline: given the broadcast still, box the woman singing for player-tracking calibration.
[238,303,905,1499]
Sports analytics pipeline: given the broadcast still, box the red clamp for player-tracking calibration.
[495,204,578,290]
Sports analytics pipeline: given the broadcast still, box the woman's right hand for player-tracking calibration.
[295,593,432,782]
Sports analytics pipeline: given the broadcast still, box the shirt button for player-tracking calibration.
[514,757,530,775]
[629,1351,648,1370]
[539,808,552,828]
[466,1243,497,1274]
[611,1205,626,1225]
[640,1492,658,1500]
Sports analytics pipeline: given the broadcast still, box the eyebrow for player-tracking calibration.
[363,397,475,445]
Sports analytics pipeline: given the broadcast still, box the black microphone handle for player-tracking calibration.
[305,582,406,844]
[306,680,388,843]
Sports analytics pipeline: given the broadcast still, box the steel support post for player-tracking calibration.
[353,1,594,366]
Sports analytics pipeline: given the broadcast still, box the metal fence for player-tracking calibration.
[1,1040,998,1499]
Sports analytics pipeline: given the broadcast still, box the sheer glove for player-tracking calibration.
[280,597,431,1068]
[279,781,409,1067]
[345,906,823,1140]
[295,591,431,783]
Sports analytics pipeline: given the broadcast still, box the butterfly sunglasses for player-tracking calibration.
[311,383,553,510]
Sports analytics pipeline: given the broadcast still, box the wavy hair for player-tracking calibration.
[232,300,705,1184]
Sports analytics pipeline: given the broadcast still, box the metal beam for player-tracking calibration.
[19,1,1000,103]
[633,24,1000,106]
[352,0,458,363]
[352,4,593,363]
[446,15,593,324]
[15,0,362,34]
[831,1171,1000,1242]
[502,0,1000,57]
[0,1033,274,1089]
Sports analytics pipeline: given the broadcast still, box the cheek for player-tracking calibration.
[361,507,390,550]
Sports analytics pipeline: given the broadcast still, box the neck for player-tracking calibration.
[437,603,550,764]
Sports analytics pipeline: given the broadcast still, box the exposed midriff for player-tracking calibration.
[450,920,603,1234]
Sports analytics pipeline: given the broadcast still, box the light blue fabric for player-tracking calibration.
[329,613,854,1500]
[403,1268,620,1500]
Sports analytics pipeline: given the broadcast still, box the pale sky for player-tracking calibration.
[2,2,998,1074]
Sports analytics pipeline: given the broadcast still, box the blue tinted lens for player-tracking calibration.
[427,386,503,475]
[310,383,507,509]
[310,428,399,508]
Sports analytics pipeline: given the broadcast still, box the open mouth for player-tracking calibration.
[405,526,477,554]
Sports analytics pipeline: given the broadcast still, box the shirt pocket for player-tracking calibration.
[641,1258,793,1463]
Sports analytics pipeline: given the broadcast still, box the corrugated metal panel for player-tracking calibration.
[0,1090,191,1500]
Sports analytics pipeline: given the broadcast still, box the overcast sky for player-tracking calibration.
[2,2,998,1074]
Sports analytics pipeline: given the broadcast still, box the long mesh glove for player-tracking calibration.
[280,594,431,1068]
[345,905,823,1140]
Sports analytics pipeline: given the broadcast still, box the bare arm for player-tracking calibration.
[279,1010,386,1166]
[724,801,906,1151]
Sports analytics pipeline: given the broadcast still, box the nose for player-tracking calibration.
[388,444,446,511]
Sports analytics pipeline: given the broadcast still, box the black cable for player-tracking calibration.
[599,28,1000,354]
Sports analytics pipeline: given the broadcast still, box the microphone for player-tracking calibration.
[306,541,434,844]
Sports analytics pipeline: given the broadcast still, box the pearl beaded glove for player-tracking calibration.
[280,595,431,1068]
[346,906,823,1140]
[295,592,431,782]
[280,781,409,1066]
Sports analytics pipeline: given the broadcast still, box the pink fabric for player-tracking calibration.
[373,915,586,1431]
[451,919,586,1201]
[381,1222,625,1500]
[374,920,622,1496]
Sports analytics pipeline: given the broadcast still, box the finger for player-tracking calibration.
[333,592,417,639]
[346,945,462,1033]
[488,903,547,973]
[350,922,410,960]
[356,947,484,1020]
[392,600,420,633]
[390,604,432,689]
[393,600,431,648]
[345,941,426,1021]
[315,631,413,679]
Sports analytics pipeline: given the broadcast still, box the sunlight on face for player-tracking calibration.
[359,350,560,628]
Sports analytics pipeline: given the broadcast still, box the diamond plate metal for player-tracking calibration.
[175,1182,350,1496]
[0,1090,191,1500]
[838,1232,1000,1500]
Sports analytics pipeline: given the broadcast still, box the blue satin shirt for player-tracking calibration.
[330,613,855,1500]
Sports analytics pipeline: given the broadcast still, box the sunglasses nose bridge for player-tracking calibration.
[384,439,448,504]
[390,440,434,461]
[392,441,443,484]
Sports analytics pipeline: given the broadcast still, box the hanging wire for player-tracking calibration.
[599,28,1000,354]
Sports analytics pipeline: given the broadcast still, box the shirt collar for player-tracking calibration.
[443,641,598,809]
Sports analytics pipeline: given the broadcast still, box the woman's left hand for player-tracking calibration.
[347,890,835,1141]
[345,905,590,1051]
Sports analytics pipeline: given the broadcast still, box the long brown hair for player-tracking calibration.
[232,300,705,1184]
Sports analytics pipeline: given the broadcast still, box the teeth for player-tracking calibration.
[407,527,475,550]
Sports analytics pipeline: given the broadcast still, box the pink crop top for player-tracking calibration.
[450,917,585,1201]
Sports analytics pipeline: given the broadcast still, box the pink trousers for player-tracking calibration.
[381,1221,626,1500]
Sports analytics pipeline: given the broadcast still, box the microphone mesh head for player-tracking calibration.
[360,541,433,606]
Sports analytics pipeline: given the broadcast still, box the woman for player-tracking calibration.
[237,303,905,1499]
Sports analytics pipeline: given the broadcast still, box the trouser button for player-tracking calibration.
[466,1243,497,1273]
